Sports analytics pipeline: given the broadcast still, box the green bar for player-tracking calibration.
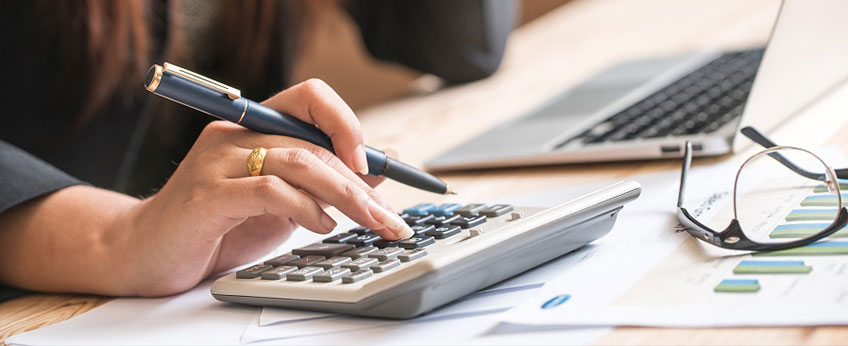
[732,265,812,274]
[814,184,848,193]
[714,284,760,292]
[785,212,838,221]
[770,228,848,239]
[754,246,848,257]
[800,199,839,207]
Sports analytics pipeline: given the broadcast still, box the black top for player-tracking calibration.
[0,0,515,301]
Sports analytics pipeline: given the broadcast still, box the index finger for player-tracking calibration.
[261,78,369,176]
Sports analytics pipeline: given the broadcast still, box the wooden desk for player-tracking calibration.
[3,0,847,344]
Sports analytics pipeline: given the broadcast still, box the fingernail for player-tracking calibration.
[320,213,337,231]
[354,145,369,175]
[367,199,411,234]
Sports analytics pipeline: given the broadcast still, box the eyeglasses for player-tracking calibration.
[677,126,848,251]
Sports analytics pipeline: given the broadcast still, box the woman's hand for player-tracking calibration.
[0,79,412,297]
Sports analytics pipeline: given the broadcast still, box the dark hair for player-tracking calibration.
[40,0,305,129]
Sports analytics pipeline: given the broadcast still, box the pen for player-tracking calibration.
[144,63,455,195]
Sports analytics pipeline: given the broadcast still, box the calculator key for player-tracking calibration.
[431,203,462,216]
[349,226,372,235]
[342,270,373,283]
[411,224,436,236]
[398,249,428,262]
[403,214,435,226]
[322,232,358,244]
[286,266,325,281]
[374,238,402,248]
[425,214,461,227]
[369,247,403,261]
[313,268,351,282]
[289,255,326,268]
[451,215,487,229]
[342,257,379,271]
[371,259,401,273]
[398,236,436,249]
[315,256,352,269]
[260,266,297,280]
[425,226,461,239]
[480,204,514,217]
[236,264,273,279]
[292,243,355,257]
[455,204,486,216]
[403,203,437,216]
[341,246,378,259]
[348,234,382,247]
[264,254,300,266]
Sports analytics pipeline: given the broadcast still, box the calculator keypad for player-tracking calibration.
[238,203,511,284]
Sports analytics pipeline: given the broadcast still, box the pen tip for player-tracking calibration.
[446,186,458,195]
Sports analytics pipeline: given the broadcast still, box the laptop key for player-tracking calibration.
[371,259,401,273]
[323,232,358,244]
[314,256,352,269]
[341,246,378,259]
[369,247,403,261]
[425,226,461,239]
[236,264,273,279]
[398,236,436,249]
[286,266,324,281]
[264,254,300,266]
[313,268,351,283]
[451,215,487,229]
[290,255,326,268]
[398,249,428,262]
[292,243,355,257]
[342,257,379,271]
[342,270,373,283]
[261,266,297,280]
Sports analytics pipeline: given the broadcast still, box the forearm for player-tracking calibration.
[0,185,141,296]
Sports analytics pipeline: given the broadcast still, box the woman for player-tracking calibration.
[0,0,514,299]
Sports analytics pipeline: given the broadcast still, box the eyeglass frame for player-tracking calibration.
[676,128,848,252]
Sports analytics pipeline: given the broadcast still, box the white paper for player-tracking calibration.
[501,148,848,328]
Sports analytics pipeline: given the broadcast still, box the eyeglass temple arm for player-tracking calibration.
[740,126,845,180]
[677,141,693,208]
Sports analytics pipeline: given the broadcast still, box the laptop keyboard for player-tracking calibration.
[557,48,764,148]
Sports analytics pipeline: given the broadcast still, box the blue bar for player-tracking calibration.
[738,260,805,267]
[403,203,437,216]
[775,223,831,229]
[431,203,462,216]
[719,279,759,285]
[807,241,848,248]
[790,209,839,213]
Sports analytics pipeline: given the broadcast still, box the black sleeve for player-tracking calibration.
[0,140,86,214]
[347,0,517,84]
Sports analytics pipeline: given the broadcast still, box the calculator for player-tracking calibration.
[211,181,640,318]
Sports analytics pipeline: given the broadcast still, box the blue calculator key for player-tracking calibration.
[403,203,437,216]
[432,203,462,216]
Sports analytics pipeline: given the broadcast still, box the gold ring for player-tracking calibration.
[247,147,267,177]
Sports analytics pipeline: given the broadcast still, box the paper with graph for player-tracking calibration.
[501,149,848,327]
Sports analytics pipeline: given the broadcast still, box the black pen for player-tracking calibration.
[144,63,455,195]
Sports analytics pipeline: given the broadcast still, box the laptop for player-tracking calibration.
[426,0,848,171]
